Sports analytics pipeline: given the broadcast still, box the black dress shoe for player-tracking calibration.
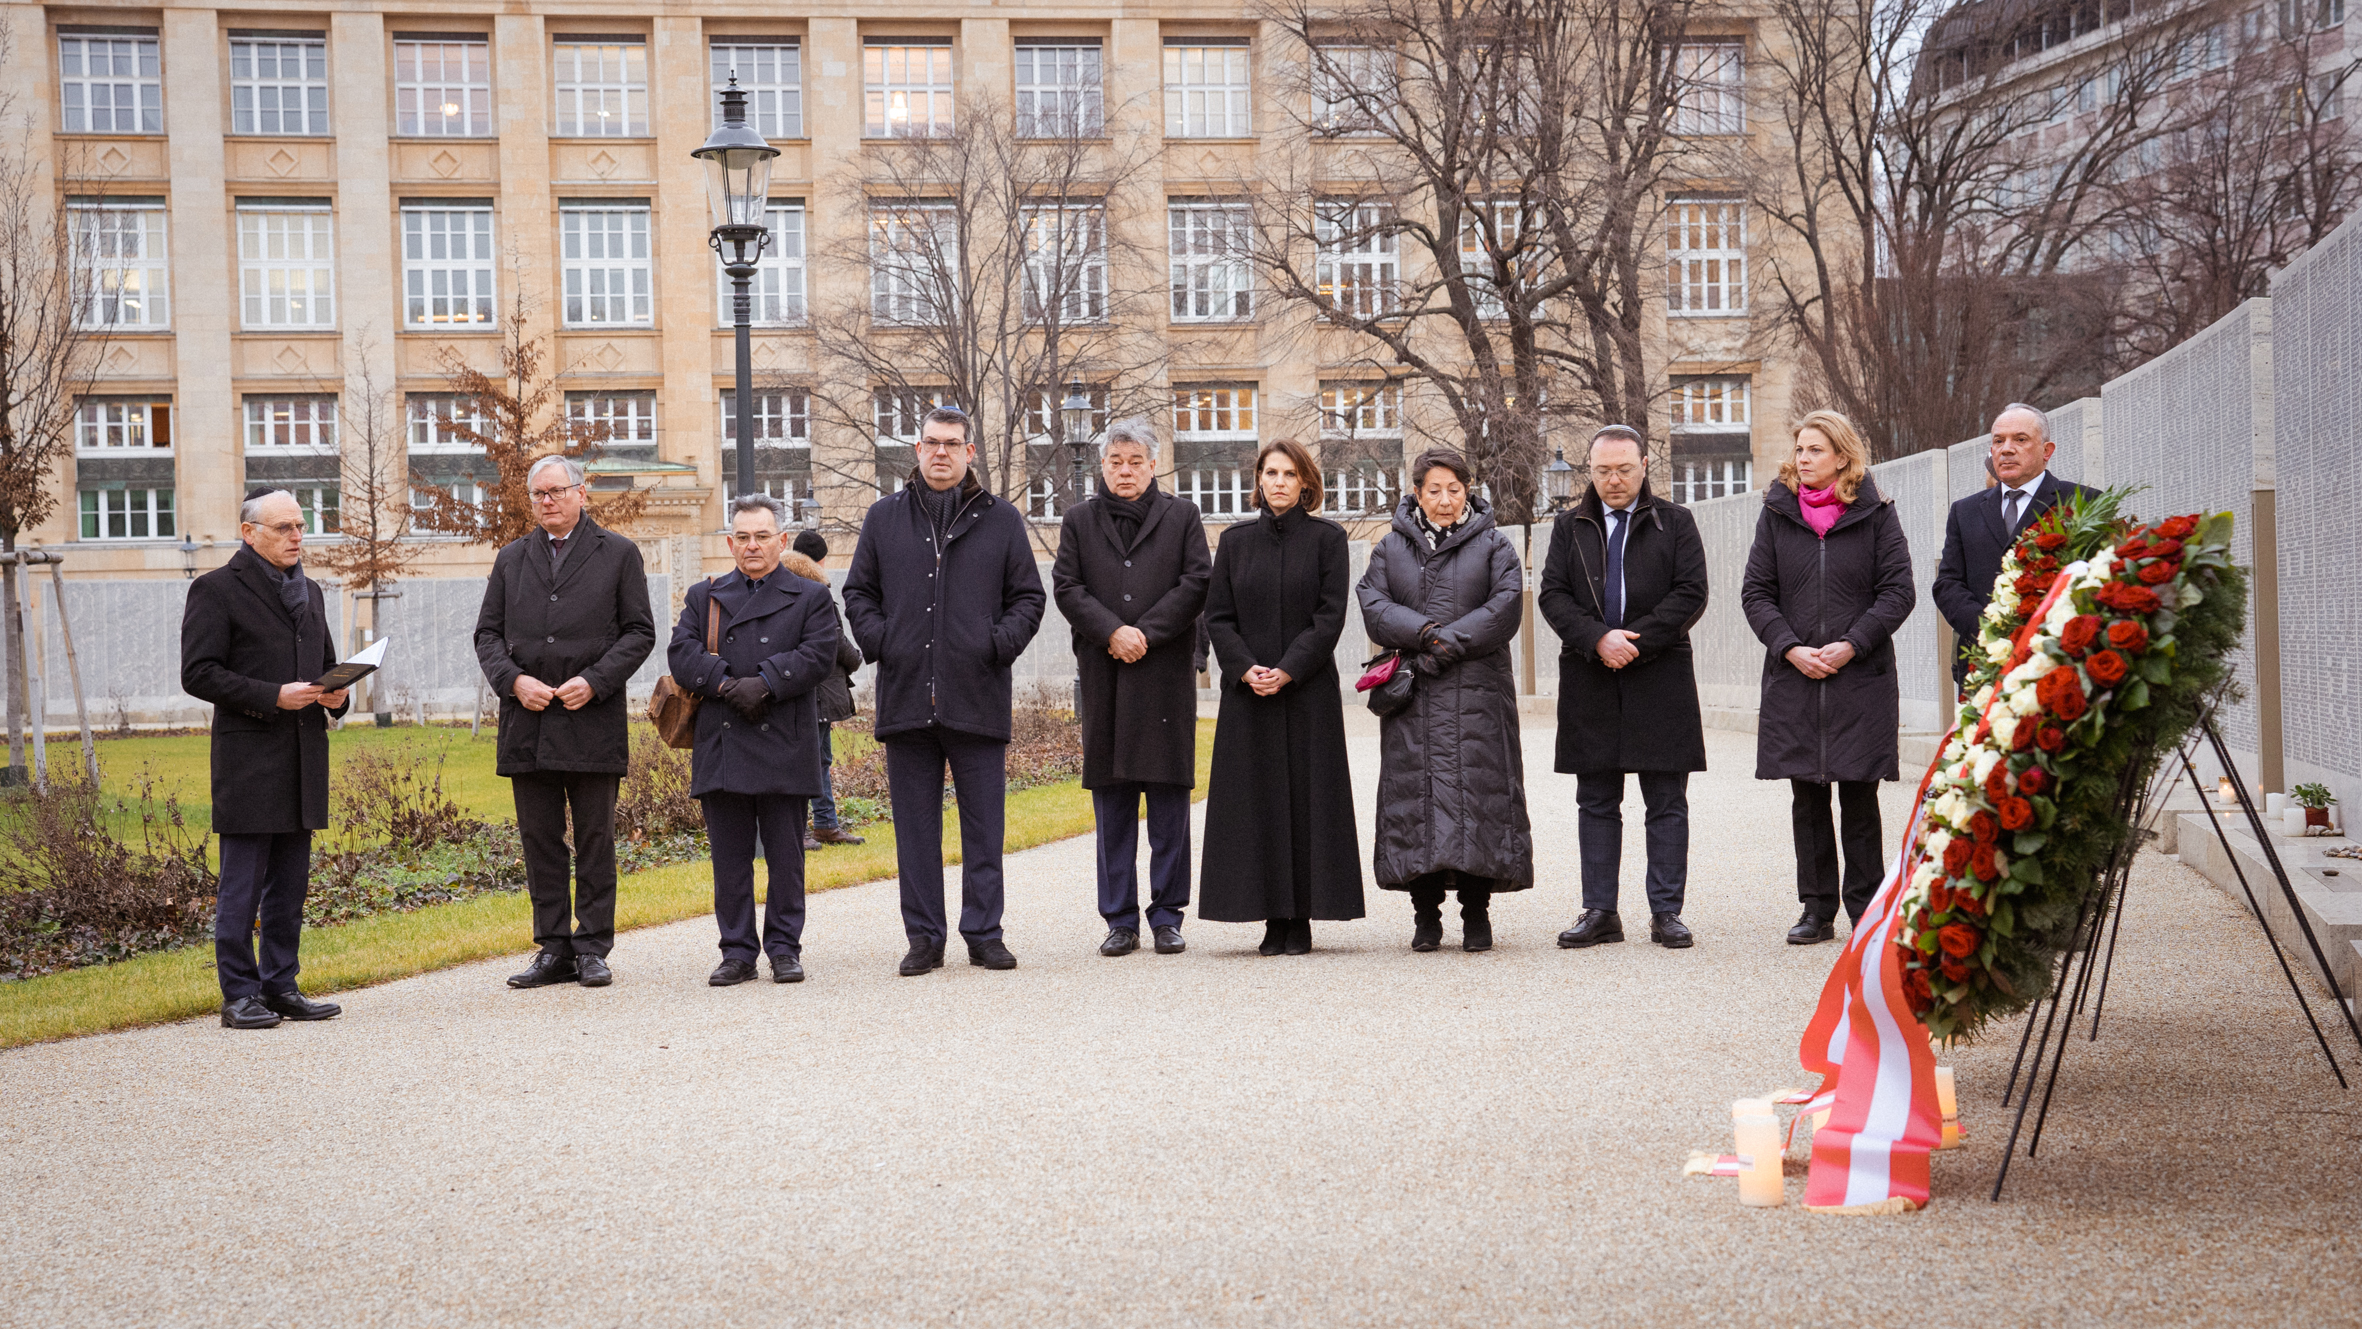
[898,940,946,976]
[771,955,805,983]
[1284,918,1312,955]
[1153,925,1186,954]
[1462,909,1494,953]
[1557,909,1624,948]
[1099,928,1139,957]
[968,938,1018,970]
[220,996,283,1029]
[507,952,579,989]
[709,958,759,986]
[260,989,341,1021]
[1259,920,1289,956]
[576,954,613,986]
[1787,910,1836,945]
[1651,912,1695,948]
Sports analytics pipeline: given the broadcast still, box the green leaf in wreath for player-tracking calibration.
[2119,678,2150,711]
[1991,900,2017,936]
[2010,857,2047,886]
[2014,831,2047,855]
[2200,511,2236,548]
[2139,654,2172,684]
[2151,609,2177,636]
[2035,797,2058,829]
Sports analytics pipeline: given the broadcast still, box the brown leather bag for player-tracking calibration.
[647,588,719,750]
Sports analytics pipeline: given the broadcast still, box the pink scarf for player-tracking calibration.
[1799,484,1846,538]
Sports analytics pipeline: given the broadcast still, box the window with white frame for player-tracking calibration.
[1020,385,1110,441]
[716,201,806,326]
[870,202,957,325]
[237,203,335,329]
[68,199,169,329]
[411,478,484,511]
[1668,199,1745,315]
[75,397,172,451]
[1165,38,1252,137]
[711,41,803,139]
[1324,461,1401,516]
[405,394,488,452]
[289,485,340,535]
[395,37,491,136]
[1174,466,1253,518]
[566,390,657,451]
[1169,200,1253,321]
[562,204,653,326]
[552,38,648,137]
[743,475,816,515]
[1319,381,1402,438]
[1668,375,1752,504]
[2280,0,2346,31]
[230,34,329,135]
[1316,200,1399,318]
[1015,42,1104,138]
[244,395,338,450]
[873,387,956,443]
[401,204,496,328]
[1669,376,1750,434]
[1668,456,1752,504]
[58,33,161,134]
[1312,46,1393,135]
[1027,472,1097,519]
[79,488,175,540]
[1172,384,1258,441]
[1671,41,1745,135]
[1023,205,1108,323]
[864,40,954,138]
[722,388,812,446]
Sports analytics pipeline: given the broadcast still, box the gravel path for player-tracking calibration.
[3,727,2354,1327]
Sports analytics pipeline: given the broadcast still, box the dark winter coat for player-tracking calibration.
[1537,480,1710,775]
[842,469,1048,743]
[781,551,864,724]
[472,514,656,778]
[1741,475,1917,784]
[1356,495,1534,891]
[1931,472,2098,681]
[1051,485,1212,790]
[667,566,841,798]
[180,544,351,834]
[1198,503,1365,922]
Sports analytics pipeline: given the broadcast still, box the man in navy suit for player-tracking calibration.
[1932,403,2098,683]
[668,493,842,985]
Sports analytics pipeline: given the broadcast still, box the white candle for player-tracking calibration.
[2217,777,2237,805]
[1736,1112,1784,1207]
[1935,1066,1962,1150]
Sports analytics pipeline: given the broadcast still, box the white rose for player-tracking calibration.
[1972,748,2002,784]
[1974,685,1996,709]
[1982,597,2012,623]
[1992,712,2019,749]
[1926,828,1953,860]
[2008,686,2044,717]
[1986,636,2014,662]
[2005,657,2049,689]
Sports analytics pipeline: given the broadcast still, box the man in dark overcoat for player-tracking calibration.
[1050,417,1211,958]
[1538,426,1710,950]
[842,406,1047,977]
[472,455,655,990]
[181,488,352,1028]
[1932,403,2098,684]
[667,494,841,986]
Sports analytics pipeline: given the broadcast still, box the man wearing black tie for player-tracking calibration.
[1931,404,2099,684]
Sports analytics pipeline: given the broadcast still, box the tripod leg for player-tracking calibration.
[2031,884,2111,1157]
[2002,998,2042,1106]
[2090,745,2193,1040]
[1991,895,2088,1202]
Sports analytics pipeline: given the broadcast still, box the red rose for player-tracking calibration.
[1969,843,1998,881]
[2106,620,2150,654]
[2087,649,2129,686]
[1907,968,1934,1007]
[2147,537,2185,559]
[1942,839,1973,876]
[1940,954,1970,982]
[1953,888,1987,918]
[2035,529,2068,551]
[2157,515,2199,538]
[1940,922,1981,957]
[2037,665,2088,721]
[1999,795,2035,830]
[2137,559,2181,585]
[2116,538,2151,560]
[2036,724,2066,753]
[2011,719,2037,752]
[2096,582,2163,614]
[1984,764,2012,804]
[1929,881,1954,913]
[1969,811,1999,844]
[2059,615,2101,656]
[2018,765,2049,795]
[2019,595,2049,619]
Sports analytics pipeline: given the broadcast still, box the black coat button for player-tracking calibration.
[544,635,554,643]
[1123,594,1132,602]
[549,594,558,602]
[759,637,768,643]
[1124,560,1132,567]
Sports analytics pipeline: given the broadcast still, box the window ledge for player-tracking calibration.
[54,132,169,142]
[76,449,176,458]
[1163,135,1260,144]
[226,134,335,143]
[1668,311,1750,320]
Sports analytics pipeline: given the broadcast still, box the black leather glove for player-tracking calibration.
[1409,650,1444,678]
[718,675,773,720]
[1429,628,1468,667]
[1417,623,1445,653]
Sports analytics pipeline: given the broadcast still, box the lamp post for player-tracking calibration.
[1060,384,1096,513]
[1542,444,1579,515]
[178,533,201,579]
[694,76,780,501]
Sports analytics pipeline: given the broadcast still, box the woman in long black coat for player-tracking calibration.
[1199,438,1364,954]
[1741,409,1916,940]
[1357,449,1533,953]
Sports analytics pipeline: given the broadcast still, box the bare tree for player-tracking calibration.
[807,91,1169,551]
[304,333,421,685]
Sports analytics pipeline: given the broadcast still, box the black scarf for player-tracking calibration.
[1102,479,1158,546]
[916,480,963,537]
[1412,506,1465,552]
[275,559,311,620]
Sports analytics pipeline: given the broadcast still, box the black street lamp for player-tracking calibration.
[178,533,201,579]
[1060,385,1096,513]
[694,76,780,501]
[1542,444,1578,515]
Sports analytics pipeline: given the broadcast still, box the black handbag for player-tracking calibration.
[1360,651,1417,718]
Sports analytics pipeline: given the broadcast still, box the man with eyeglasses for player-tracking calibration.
[182,488,354,1028]
[1931,403,2097,686]
[843,406,1047,977]
[472,454,656,990]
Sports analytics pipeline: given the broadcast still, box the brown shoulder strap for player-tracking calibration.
[705,581,721,653]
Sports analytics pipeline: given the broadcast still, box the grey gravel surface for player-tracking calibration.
[3,728,2356,1328]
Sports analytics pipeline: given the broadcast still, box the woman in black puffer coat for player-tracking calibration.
[1742,409,1916,941]
[1357,448,1533,953]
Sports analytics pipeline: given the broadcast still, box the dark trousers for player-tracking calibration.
[215,830,312,1000]
[512,771,620,959]
[1792,779,1883,926]
[884,728,1008,944]
[1575,771,1689,915]
[1407,876,1491,919]
[812,723,842,831]
[702,792,809,961]
[1092,782,1191,931]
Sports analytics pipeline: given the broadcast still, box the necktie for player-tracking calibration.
[1603,509,1628,629]
[2003,490,2023,533]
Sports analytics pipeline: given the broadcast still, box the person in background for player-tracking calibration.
[1539,426,1710,952]
[1051,416,1211,959]
[180,488,351,1029]
[788,528,865,851]
[668,494,841,985]
[473,455,656,991]
[1931,403,2097,685]
[1197,439,1364,954]
[1741,410,1916,942]
[1357,448,1533,952]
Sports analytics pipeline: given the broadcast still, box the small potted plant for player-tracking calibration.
[2293,783,2338,830]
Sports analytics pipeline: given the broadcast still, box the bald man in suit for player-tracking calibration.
[1931,403,2098,684]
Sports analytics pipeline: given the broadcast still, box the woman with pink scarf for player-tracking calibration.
[1739,410,1917,944]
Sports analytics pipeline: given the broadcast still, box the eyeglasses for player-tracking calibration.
[915,438,967,454]
[725,530,781,545]
[529,485,582,503]
[250,521,304,536]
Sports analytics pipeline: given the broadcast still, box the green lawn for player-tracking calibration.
[0,719,1213,1048]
